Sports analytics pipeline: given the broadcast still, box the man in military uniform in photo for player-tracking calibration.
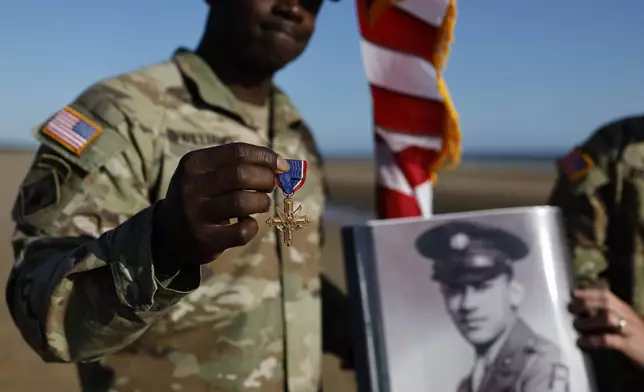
[416,221,569,392]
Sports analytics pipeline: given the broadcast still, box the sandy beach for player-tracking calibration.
[0,150,559,391]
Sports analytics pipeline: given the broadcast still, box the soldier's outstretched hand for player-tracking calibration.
[153,142,287,272]
[570,288,644,366]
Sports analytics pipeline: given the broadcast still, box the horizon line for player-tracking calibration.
[0,143,566,159]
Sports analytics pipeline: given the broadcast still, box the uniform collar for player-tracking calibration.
[476,317,517,367]
[171,47,302,128]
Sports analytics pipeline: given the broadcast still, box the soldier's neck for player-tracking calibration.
[474,340,494,357]
[474,317,516,359]
[196,38,273,107]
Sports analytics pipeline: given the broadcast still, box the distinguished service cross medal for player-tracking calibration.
[266,159,312,247]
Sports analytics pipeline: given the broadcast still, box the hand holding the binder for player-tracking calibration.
[569,288,644,366]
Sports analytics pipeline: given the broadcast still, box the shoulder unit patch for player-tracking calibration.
[560,148,594,182]
[41,106,102,156]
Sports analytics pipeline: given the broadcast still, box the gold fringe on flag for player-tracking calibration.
[429,0,461,182]
[366,0,461,183]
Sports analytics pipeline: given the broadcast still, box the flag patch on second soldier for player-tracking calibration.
[41,106,102,156]
[561,148,593,181]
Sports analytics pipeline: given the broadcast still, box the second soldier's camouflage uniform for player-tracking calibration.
[549,115,644,391]
[6,48,329,391]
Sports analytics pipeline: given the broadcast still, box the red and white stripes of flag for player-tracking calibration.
[356,0,460,219]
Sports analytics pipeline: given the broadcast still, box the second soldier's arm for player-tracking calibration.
[547,148,613,288]
[6,94,200,363]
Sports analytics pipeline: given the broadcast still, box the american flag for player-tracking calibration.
[42,107,102,155]
[357,0,461,219]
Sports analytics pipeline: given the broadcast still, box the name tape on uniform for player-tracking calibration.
[41,106,102,156]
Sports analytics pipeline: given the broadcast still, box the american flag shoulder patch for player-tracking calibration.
[41,106,102,156]
[561,148,594,181]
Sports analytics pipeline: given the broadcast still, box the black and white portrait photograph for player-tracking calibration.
[343,207,597,392]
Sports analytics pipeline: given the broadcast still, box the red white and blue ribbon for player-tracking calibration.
[276,159,308,196]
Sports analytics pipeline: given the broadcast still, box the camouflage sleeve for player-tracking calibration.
[6,88,200,364]
[547,147,612,287]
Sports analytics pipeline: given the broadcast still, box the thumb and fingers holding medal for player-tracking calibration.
[158,142,289,264]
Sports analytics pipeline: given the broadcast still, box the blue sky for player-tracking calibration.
[1,1,643,156]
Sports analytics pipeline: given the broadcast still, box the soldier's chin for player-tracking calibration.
[244,52,295,75]
[460,328,495,346]
[257,39,308,70]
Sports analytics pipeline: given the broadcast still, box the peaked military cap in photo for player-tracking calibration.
[415,221,530,285]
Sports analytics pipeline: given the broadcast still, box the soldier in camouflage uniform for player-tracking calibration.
[4,0,350,390]
[416,221,569,392]
[548,115,644,391]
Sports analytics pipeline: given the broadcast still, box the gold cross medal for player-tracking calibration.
[266,159,312,247]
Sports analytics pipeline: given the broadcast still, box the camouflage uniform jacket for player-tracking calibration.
[548,115,644,391]
[6,48,328,392]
